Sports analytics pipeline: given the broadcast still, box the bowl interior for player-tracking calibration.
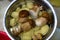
[5,0,54,40]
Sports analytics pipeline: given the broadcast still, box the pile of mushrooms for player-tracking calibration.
[10,2,52,40]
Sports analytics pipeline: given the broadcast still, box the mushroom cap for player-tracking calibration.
[19,10,30,18]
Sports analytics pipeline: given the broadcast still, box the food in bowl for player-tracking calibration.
[5,0,55,40]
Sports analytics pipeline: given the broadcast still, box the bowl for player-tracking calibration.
[3,0,57,40]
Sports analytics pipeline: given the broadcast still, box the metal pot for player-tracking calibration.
[3,0,57,40]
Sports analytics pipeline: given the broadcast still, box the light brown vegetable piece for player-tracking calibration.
[32,33,42,40]
[19,17,28,23]
[21,19,35,32]
[21,22,32,32]
[41,11,53,24]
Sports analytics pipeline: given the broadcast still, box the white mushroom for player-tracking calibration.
[19,17,28,23]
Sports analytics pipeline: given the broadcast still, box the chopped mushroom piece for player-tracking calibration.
[35,17,47,26]
[41,11,52,24]
[19,10,29,18]
[21,22,32,32]
[19,17,28,23]
[21,19,35,32]
[28,19,36,27]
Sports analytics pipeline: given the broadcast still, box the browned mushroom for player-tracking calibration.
[41,11,52,24]
[19,10,29,18]
[19,17,28,23]
[27,19,36,27]
[19,10,30,23]
[21,22,32,32]
[21,19,35,32]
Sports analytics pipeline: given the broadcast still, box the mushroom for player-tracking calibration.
[21,22,32,32]
[19,17,28,23]
[19,10,30,23]
[41,11,52,24]
[29,4,40,19]
[19,10,29,18]
[35,11,52,26]
[21,19,35,32]
[35,17,47,27]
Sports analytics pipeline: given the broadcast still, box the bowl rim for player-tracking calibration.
[3,0,57,40]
